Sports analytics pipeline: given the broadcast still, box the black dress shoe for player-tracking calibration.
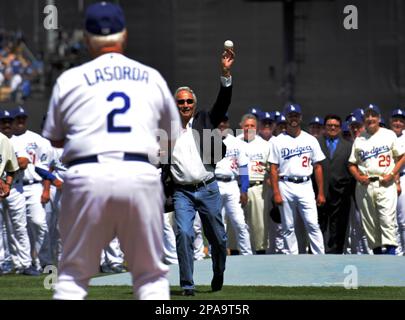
[211,273,223,292]
[182,289,195,296]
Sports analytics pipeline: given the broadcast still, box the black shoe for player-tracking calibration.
[230,249,240,255]
[211,273,224,292]
[22,266,41,276]
[255,250,266,255]
[182,289,195,296]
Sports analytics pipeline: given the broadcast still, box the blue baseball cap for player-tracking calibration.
[364,104,381,115]
[248,107,263,118]
[0,110,14,120]
[276,114,287,124]
[260,111,275,122]
[391,108,405,118]
[309,116,324,126]
[342,121,349,132]
[283,104,302,115]
[85,2,126,36]
[352,108,364,119]
[347,115,363,125]
[11,106,28,118]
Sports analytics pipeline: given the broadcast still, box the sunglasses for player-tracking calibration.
[177,99,194,105]
[326,124,340,128]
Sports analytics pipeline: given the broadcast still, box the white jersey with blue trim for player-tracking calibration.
[13,130,54,183]
[349,127,405,176]
[9,134,31,185]
[268,130,325,176]
[215,134,249,178]
[236,134,270,182]
[42,52,181,164]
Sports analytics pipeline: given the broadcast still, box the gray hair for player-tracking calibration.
[174,86,198,106]
[85,29,127,51]
[240,113,257,126]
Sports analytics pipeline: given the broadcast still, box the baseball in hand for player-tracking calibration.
[224,40,234,49]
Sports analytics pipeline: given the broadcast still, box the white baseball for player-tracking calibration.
[224,40,234,49]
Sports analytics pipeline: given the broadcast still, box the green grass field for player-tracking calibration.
[1,274,405,300]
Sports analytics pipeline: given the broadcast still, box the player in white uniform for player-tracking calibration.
[269,104,326,255]
[11,106,54,270]
[0,130,20,273]
[389,108,405,255]
[0,110,39,275]
[349,104,405,254]
[345,114,370,254]
[42,2,181,300]
[215,115,252,255]
[237,114,271,253]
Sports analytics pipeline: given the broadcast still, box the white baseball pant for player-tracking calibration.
[53,162,169,300]
[396,174,405,255]
[355,180,398,249]
[218,180,252,255]
[1,185,32,269]
[278,180,325,254]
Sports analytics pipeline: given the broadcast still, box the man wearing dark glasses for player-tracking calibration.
[168,46,235,296]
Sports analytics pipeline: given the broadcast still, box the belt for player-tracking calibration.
[215,175,234,182]
[177,176,216,190]
[400,172,405,177]
[23,180,41,186]
[368,176,380,182]
[279,176,311,183]
[249,180,263,187]
[67,153,150,167]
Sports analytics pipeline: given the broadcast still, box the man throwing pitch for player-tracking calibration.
[42,2,181,299]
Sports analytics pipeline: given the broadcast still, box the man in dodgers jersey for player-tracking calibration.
[11,106,55,270]
[389,108,405,255]
[349,104,405,254]
[42,2,181,299]
[269,104,326,254]
[215,115,252,255]
[0,110,40,275]
[237,113,271,254]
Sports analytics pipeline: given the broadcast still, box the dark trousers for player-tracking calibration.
[319,190,351,254]
[173,180,227,289]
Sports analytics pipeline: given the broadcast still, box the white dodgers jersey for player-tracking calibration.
[268,130,325,176]
[237,134,271,182]
[42,52,181,164]
[349,127,405,176]
[215,134,249,178]
[13,130,54,183]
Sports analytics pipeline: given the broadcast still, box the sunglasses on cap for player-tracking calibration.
[177,99,194,105]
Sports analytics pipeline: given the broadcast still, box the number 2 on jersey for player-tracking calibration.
[107,92,131,133]
[378,154,391,167]
[302,156,310,167]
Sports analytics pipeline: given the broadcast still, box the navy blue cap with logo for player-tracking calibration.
[248,107,263,119]
[260,111,275,122]
[0,110,14,120]
[283,104,302,115]
[347,115,363,125]
[276,114,287,124]
[364,104,381,115]
[85,1,126,36]
[309,116,324,126]
[342,121,349,133]
[11,106,28,118]
[391,108,405,118]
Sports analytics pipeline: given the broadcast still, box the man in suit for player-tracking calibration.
[165,46,235,296]
[317,114,355,254]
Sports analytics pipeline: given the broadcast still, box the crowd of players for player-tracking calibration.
[0,100,403,277]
